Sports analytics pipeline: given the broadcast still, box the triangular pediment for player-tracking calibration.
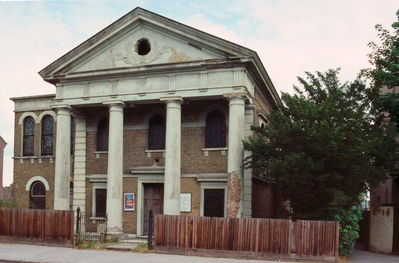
[69,23,225,73]
[39,8,256,82]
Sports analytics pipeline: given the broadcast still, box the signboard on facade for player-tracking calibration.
[124,193,135,211]
[180,193,191,212]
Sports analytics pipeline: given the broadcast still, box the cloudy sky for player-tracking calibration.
[0,0,397,186]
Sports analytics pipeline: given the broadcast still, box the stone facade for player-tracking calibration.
[10,8,281,235]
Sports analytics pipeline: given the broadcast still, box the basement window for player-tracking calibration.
[136,38,151,56]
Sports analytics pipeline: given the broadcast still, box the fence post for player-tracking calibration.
[148,209,153,249]
[76,207,80,234]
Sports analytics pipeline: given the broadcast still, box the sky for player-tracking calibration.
[0,0,398,186]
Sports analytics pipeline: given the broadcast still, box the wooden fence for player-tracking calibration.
[154,215,339,259]
[0,207,74,246]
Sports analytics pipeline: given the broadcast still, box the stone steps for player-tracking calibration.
[106,237,148,252]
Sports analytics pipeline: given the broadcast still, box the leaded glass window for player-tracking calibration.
[41,115,54,156]
[205,111,226,148]
[96,118,108,151]
[23,116,35,156]
[148,115,165,150]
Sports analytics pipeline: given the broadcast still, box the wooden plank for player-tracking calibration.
[335,221,340,258]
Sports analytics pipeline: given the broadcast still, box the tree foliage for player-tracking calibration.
[364,10,399,124]
[244,69,397,220]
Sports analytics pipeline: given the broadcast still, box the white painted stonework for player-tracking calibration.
[105,102,124,233]
[53,106,71,210]
[162,97,182,215]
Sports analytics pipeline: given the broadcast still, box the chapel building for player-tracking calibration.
[11,8,281,235]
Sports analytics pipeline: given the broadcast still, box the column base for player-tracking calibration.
[106,227,124,236]
[163,198,180,215]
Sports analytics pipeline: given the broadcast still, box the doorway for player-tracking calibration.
[143,183,164,234]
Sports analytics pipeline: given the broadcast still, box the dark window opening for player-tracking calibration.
[148,115,165,150]
[30,181,46,209]
[136,38,151,56]
[95,188,107,217]
[23,116,35,156]
[96,117,109,151]
[205,111,226,148]
[204,189,225,217]
[70,117,75,155]
[41,115,54,156]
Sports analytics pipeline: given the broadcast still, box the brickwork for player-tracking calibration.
[85,101,229,175]
[180,177,201,216]
[227,171,241,217]
[13,110,57,209]
[13,159,55,209]
[12,96,274,234]
[122,177,138,233]
[252,177,274,218]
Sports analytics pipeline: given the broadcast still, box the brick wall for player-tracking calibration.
[122,177,138,233]
[181,177,201,216]
[13,111,56,209]
[85,100,228,175]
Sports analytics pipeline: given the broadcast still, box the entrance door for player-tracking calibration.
[204,189,225,217]
[143,183,164,234]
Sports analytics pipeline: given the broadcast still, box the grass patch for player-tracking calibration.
[131,242,150,253]
[75,235,119,250]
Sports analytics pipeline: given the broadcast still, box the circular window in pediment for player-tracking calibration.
[136,38,151,56]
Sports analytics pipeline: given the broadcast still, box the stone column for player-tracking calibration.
[225,94,246,217]
[161,97,182,215]
[104,101,124,233]
[53,105,71,210]
[72,114,86,231]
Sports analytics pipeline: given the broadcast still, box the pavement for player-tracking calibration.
[348,248,399,263]
[2,242,399,263]
[0,243,294,263]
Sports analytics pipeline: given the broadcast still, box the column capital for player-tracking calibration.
[103,100,124,112]
[160,96,183,104]
[51,104,71,116]
[103,100,124,106]
[223,92,248,103]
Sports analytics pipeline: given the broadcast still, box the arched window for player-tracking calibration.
[205,111,226,148]
[41,115,54,156]
[30,181,46,209]
[23,116,35,156]
[148,115,165,150]
[96,117,109,151]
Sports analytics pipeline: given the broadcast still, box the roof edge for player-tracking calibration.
[10,94,56,101]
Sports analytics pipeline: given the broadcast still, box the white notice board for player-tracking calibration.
[180,193,191,212]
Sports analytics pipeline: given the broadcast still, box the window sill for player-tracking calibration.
[201,147,228,156]
[94,151,108,159]
[89,216,107,223]
[145,149,165,158]
[14,156,54,164]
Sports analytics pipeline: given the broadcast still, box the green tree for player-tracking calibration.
[244,69,397,221]
[364,10,399,123]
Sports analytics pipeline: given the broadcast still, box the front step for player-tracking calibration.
[106,242,140,251]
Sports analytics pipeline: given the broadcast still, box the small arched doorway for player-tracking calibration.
[30,181,46,209]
